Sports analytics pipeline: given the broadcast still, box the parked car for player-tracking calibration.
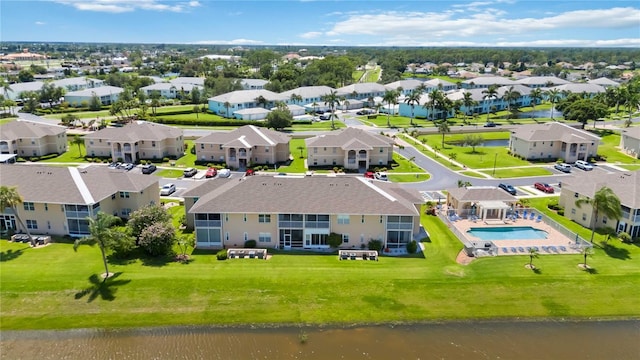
[534,182,554,193]
[498,183,517,195]
[122,163,135,171]
[205,167,217,178]
[357,109,374,115]
[374,172,388,181]
[245,168,255,176]
[218,169,231,178]
[554,163,572,173]
[160,183,176,196]
[364,171,375,179]
[108,162,120,169]
[574,160,593,171]
[319,114,331,121]
[141,164,157,174]
[183,167,197,178]
[483,122,497,127]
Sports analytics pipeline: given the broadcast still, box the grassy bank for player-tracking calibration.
[1,201,639,330]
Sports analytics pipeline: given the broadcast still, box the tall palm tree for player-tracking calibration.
[437,119,450,148]
[382,89,398,127]
[404,89,421,127]
[625,91,640,123]
[223,101,231,118]
[528,247,539,269]
[461,91,477,123]
[575,186,622,243]
[503,86,521,119]
[73,212,122,281]
[580,246,594,268]
[482,85,499,122]
[545,88,561,120]
[71,135,84,156]
[311,101,319,119]
[529,88,543,119]
[425,89,444,121]
[0,186,34,245]
[255,95,268,109]
[290,93,303,105]
[322,90,341,130]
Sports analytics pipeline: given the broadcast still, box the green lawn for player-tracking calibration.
[274,139,307,173]
[1,201,639,330]
[156,169,185,178]
[40,140,86,163]
[387,174,430,182]
[482,167,553,178]
[592,130,640,164]
[352,70,364,82]
[388,152,428,173]
[620,164,640,171]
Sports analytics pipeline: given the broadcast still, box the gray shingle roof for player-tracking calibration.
[0,164,157,204]
[280,86,337,99]
[549,83,605,94]
[462,76,518,86]
[561,170,640,208]
[510,122,601,143]
[384,79,424,91]
[305,127,394,148]
[621,127,640,140]
[337,82,387,94]
[65,85,124,97]
[0,120,66,140]
[195,125,290,147]
[84,121,183,142]
[588,77,620,87]
[140,83,203,91]
[209,89,288,103]
[186,175,421,215]
[515,76,570,86]
[169,77,205,86]
[447,186,517,202]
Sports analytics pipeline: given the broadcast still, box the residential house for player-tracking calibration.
[515,76,570,88]
[208,89,288,119]
[194,125,290,169]
[84,121,184,163]
[169,77,205,87]
[5,81,44,101]
[587,77,620,88]
[422,78,457,92]
[620,127,640,159]
[337,83,387,102]
[139,82,203,99]
[547,83,606,98]
[182,175,423,250]
[0,120,67,157]
[305,127,394,170]
[509,122,601,162]
[64,85,124,107]
[240,79,269,90]
[280,86,338,112]
[52,77,105,92]
[384,79,425,95]
[461,76,518,89]
[0,164,159,236]
[446,186,518,221]
[559,170,640,239]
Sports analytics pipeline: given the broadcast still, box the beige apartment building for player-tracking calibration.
[194,125,290,169]
[182,175,423,250]
[559,170,640,239]
[620,127,640,159]
[305,127,394,171]
[0,120,67,157]
[0,164,159,237]
[509,122,600,162]
[84,121,184,163]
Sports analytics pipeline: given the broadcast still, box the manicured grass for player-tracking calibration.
[40,140,86,163]
[389,152,428,173]
[364,67,381,82]
[592,130,639,164]
[0,118,17,125]
[2,203,639,330]
[620,164,640,171]
[459,170,489,178]
[275,139,307,173]
[352,70,364,82]
[482,167,553,178]
[173,140,197,168]
[387,174,430,182]
[156,169,185,178]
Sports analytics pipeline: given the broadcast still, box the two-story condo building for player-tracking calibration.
[182,175,423,250]
[84,121,184,163]
[194,125,290,169]
[305,127,394,171]
[64,85,124,107]
[509,122,601,162]
[559,170,640,239]
[208,89,288,119]
[0,120,67,157]
[0,164,159,236]
[139,83,204,99]
[620,127,640,159]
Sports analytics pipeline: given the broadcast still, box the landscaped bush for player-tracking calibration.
[406,240,418,254]
[216,249,228,260]
[327,233,343,248]
[557,209,565,216]
[368,239,383,252]
[244,239,257,248]
[618,232,632,243]
[162,157,170,162]
[138,222,176,257]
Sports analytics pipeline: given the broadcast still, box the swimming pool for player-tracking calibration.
[466,226,548,241]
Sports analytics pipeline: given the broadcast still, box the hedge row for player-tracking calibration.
[151,118,265,127]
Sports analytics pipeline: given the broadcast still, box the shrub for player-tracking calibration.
[368,239,383,252]
[138,221,176,257]
[618,232,632,243]
[163,157,170,162]
[406,240,418,254]
[216,249,228,260]
[557,209,564,216]
[327,233,343,248]
[127,205,172,239]
[244,239,257,248]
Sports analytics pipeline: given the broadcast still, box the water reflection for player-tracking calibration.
[1,320,638,359]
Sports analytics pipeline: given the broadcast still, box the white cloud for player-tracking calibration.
[54,0,198,13]
[35,21,46,25]
[299,31,323,39]
[192,39,264,45]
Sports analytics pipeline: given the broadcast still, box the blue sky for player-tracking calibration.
[2,0,639,47]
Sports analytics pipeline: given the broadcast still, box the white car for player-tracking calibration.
[574,160,593,171]
[218,169,231,178]
[374,172,388,181]
[160,183,176,196]
[554,163,572,173]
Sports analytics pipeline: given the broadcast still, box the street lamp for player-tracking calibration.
[492,153,498,176]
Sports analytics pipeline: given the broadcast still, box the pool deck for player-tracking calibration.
[451,216,582,256]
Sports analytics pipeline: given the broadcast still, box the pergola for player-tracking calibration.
[475,200,512,221]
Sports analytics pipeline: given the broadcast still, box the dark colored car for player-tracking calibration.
[498,183,517,195]
[141,164,157,174]
[484,122,497,127]
[205,167,217,178]
[534,182,554,193]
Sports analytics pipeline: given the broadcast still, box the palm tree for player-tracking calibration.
[296,145,305,158]
[0,186,34,245]
[545,88,561,120]
[437,119,450,148]
[529,88,543,119]
[528,247,539,269]
[290,93,303,105]
[311,101,319,119]
[625,91,640,123]
[503,86,521,119]
[73,212,122,281]
[580,246,594,269]
[404,89,421,126]
[482,85,499,122]
[461,91,477,123]
[382,89,398,127]
[223,101,231,118]
[425,89,443,121]
[71,135,84,156]
[254,95,268,109]
[322,90,341,130]
[575,186,622,243]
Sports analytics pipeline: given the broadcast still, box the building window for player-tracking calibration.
[152,141,156,147]
[121,208,132,217]
[265,147,270,153]
[200,143,204,149]
[26,219,38,229]
[313,147,317,154]
[243,214,247,222]
[342,234,349,243]
[602,216,607,224]
[571,208,576,215]
[23,202,35,211]
[361,215,365,224]
[582,213,587,221]
[120,191,130,198]
[259,233,271,242]
[259,214,271,223]
[379,148,383,153]
[44,203,48,211]
[244,232,248,241]
[337,214,350,224]
[111,193,116,200]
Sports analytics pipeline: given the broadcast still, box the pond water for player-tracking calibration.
[1,320,638,359]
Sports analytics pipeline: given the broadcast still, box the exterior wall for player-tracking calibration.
[331,214,386,248]
[196,141,290,166]
[66,93,119,107]
[7,202,68,236]
[620,135,640,159]
[10,133,67,157]
[86,136,183,162]
[308,146,345,167]
[510,137,598,162]
[99,186,160,219]
[183,197,198,229]
[195,143,226,163]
